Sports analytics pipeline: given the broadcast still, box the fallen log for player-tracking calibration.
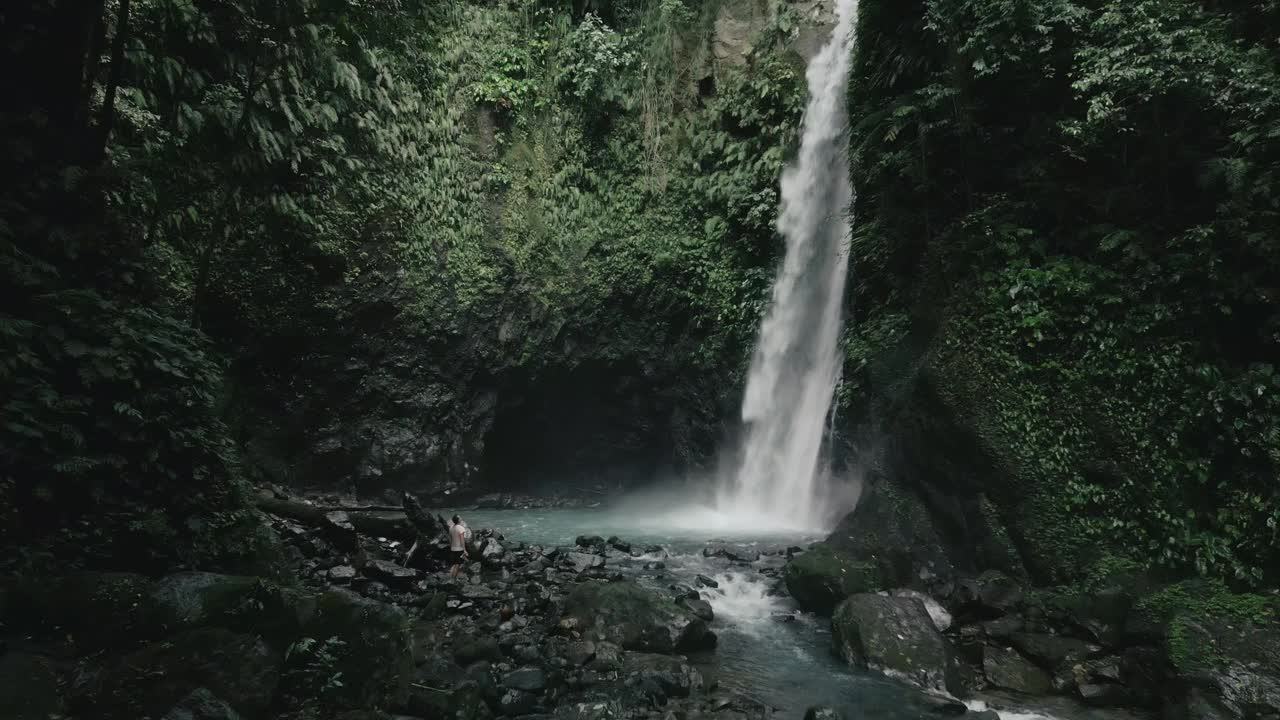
[255,494,417,541]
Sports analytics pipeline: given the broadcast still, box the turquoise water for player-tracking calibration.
[445,505,1105,720]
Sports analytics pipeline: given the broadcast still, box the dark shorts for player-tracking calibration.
[451,550,465,564]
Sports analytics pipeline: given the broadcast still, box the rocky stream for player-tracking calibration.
[10,487,1274,720]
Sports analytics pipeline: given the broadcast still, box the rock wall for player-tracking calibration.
[227,0,837,502]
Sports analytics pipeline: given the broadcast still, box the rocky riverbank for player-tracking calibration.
[0,494,786,720]
[784,504,1280,720]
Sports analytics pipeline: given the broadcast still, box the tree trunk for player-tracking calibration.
[97,0,132,161]
[255,494,417,541]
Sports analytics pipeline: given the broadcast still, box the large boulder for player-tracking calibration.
[784,544,884,615]
[562,581,715,653]
[0,652,63,720]
[621,652,705,702]
[78,627,280,718]
[147,572,314,645]
[983,645,1052,694]
[302,588,414,709]
[161,688,244,720]
[1168,612,1280,719]
[832,593,961,695]
[1007,632,1101,672]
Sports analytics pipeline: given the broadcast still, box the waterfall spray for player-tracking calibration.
[715,0,859,531]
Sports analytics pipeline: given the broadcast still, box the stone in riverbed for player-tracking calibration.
[563,581,715,654]
[566,552,606,573]
[504,667,548,693]
[695,575,719,589]
[329,565,357,583]
[565,641,596,666]
[703,544,761,563]
[363,559,420,584]
[323,510,359,550]
[982,645,1052,694]
[1008,632,1100,671]
[680,597,715,622]
[832,593,961,695]
[455,635,504,665]
[497,688,537,716]
[804,706,844,720]
[784,544,884,615]
[606,536,632,553]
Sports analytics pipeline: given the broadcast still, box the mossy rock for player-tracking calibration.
[783,544,884,615]
[147,571,316,647]
[563,580,714,653]
[302,588,414,710]
[832,593,961,695]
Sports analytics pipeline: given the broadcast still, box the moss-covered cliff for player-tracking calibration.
[837,0,1280,587]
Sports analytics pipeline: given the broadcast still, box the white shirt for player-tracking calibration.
[450,523,467,552]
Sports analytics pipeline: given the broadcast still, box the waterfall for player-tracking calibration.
[715,0,859,532]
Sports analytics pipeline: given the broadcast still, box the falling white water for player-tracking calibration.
[715,0,860,532]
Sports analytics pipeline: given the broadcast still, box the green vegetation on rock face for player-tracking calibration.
[842,0,1280,587]
[1,0,824,562]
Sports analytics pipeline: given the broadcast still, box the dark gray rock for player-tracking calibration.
[954,570,1023,619]
[703,544,761,563]
[565,640,596,666]
[680,597,715,622]
[623,653,704,699]
[563,581,715,654]
[983,645,1052,694]
[1172,613,1280,719]
[567,552,606,573]
[606,536,632,553]
[481,539,506,563]
[329,565,358,583]
[456,636,504,665]
[1078,682,1127,706]
[161,688,243,720]
[498,688,537,716]
[783,544,883,615]
[803,707,844,720]
[364,558,421,584]
[832,593,961,695]
[695,575,719,589]
[981,615,1024,638]
[588,641,623,672]
[324,510,359,550]
[0,652,63,720]
[1008,632,1100,671]
[504,667,548,693]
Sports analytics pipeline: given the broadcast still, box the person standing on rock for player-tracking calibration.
[449,515,470,578]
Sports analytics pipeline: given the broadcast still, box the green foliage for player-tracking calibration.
[282,635,349,705]
[846,0,1280,586]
